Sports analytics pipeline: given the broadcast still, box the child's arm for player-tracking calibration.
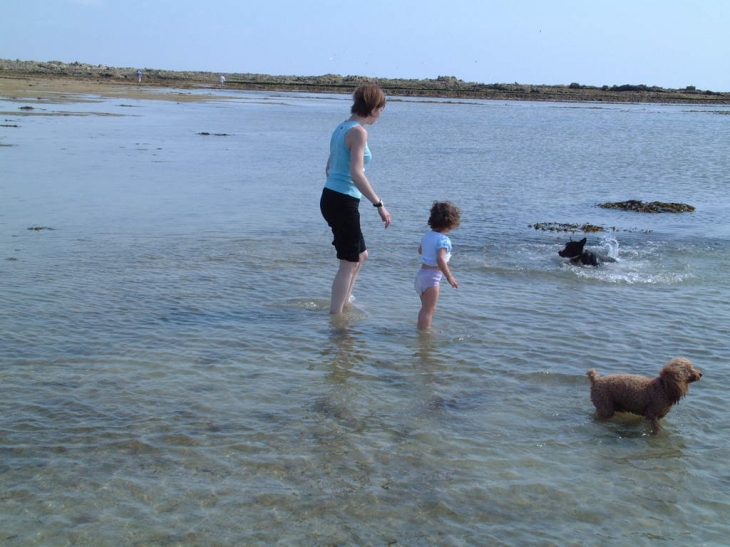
[436,248,458,288]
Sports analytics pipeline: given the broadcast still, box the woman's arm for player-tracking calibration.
[347,125,391,228]
[348,125,379,202]
[437,248,458,288]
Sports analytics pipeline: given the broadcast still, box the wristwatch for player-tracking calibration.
[373,199,384,208]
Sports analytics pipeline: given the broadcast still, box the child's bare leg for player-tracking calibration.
[417,285,440,329]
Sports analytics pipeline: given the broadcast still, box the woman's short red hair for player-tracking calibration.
[351,83,386,117]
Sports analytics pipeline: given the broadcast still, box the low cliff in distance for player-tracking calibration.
[2,59,729,104]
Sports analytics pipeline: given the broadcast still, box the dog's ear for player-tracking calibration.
[579,238,587,245]
[659,364,690,403]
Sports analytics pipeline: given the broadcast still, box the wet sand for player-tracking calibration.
[0,75,235,104]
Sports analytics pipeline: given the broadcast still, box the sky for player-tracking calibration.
[2,0,729,91]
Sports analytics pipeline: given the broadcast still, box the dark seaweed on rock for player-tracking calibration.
[599,200,695,213]
[530,223,605,233]
[530,222,652,234]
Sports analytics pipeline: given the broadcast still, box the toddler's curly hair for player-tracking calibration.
[428,201,461,232]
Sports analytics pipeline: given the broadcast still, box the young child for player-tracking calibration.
[415,201,461,329]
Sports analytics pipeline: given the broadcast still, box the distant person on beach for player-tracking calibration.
[415,201,461,329]
[320,83,391,315]
[136,70,143,84]
[219,75,226,87]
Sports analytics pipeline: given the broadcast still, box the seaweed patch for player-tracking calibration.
[529,222,652,234]
[598,200,695,213]
[530,223,605,233]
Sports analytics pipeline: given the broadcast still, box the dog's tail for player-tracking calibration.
[599,255,617,263]
[586,369,600,384]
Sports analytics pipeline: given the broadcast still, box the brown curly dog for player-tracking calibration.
[587,357,702,433]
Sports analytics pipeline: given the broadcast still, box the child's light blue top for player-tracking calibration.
[324,120,371,199]
[420,230,452,267]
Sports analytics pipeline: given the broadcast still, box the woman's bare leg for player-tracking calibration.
[344,250,367,306]
[330,251,368,314]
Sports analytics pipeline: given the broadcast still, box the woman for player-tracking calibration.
[320,83,392,315]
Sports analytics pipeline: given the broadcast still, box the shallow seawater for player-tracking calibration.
[1,89,729,546]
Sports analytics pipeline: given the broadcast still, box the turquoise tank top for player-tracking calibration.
[324,120,371,199]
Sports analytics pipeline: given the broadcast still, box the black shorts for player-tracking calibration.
[320,188,366,262]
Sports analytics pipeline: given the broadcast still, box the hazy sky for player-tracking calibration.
[2,0,729,91]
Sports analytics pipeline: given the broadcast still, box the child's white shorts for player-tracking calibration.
[414,268,443,295]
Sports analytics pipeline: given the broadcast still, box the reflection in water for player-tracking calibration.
[414,329,452,378]
[310,320,367,444]
[323,318,367,375]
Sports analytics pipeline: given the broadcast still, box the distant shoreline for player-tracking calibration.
[2,58,730,105]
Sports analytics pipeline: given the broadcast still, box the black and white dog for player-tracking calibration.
[558,237,616,266]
